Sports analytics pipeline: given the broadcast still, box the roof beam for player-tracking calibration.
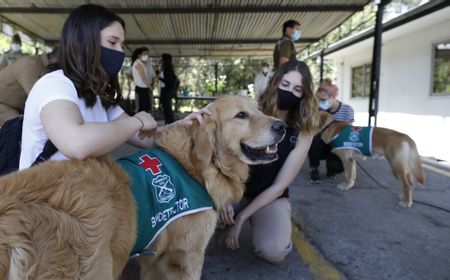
[46,38,318,45]
[0,5,363,14]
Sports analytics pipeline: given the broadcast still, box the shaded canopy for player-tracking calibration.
[0,0,370,58]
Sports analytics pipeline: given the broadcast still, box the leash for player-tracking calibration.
[318,120,336,135]
[356,161,450,213]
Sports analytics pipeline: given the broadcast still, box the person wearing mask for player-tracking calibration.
[131,47,152,113]
[253,62,272,100]
[273,20,301,70]
[0,48,58,126]
[19,4,205,170]
[308,78,354,182]
[219,60,320,265]
[158,53,179,124]
[0,34,27,70]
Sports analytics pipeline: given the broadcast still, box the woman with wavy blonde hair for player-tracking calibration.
[219,60,320,265]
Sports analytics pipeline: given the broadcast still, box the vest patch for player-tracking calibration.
[117,148,213,257]
[329,126,373,156]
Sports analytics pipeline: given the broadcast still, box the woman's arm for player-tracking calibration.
[125,107,213,149]
[226,131,314,249]
[40,100,157,159]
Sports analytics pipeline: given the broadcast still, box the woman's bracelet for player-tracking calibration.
[133,116,144,131]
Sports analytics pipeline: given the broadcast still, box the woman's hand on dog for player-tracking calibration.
[220,205,245,250]
[226,216,245,250]
[218,205,235,225]
[133,111,158,139]
[179,107,212,126]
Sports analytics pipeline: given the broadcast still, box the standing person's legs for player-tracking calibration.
[148,88,154,115]
[161,90,175,124]
[250,198,292,264]
[136,86,150,112]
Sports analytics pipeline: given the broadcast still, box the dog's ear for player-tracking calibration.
[191,117,218,167]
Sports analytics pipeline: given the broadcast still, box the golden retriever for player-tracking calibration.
[0,95,286,280]
[319,114,424,208]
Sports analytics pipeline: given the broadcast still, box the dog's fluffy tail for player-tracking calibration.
[408,137,425,186]
[0,196,38,280]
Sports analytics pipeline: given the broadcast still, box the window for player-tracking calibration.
[351,64,371,98]
[432,42,450,95]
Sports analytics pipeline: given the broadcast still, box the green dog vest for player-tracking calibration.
[116,148,213,257]
[329,126,373,156]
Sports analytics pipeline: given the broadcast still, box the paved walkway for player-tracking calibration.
[111,145,450,280]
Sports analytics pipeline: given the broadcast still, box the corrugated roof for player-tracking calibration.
[0,0,370,57]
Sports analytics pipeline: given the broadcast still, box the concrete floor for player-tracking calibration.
[112,144,450,280]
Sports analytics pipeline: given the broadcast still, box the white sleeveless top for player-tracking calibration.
[132,60,149,88]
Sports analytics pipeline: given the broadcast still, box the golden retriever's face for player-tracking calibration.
[206,95,286,165]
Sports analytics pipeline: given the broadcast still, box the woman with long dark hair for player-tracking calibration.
[219,60,320,264]
[158,53,178,124]
[19,4,203,170]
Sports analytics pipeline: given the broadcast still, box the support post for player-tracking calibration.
[214,62,218,96]
[319,49,325,85]
[368,0,390,127]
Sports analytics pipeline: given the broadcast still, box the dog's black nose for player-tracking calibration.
[271,121,287,135]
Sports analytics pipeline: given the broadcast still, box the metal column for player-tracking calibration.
[214,62,218,96]
[368,0,390,127]
[319,49,325,85]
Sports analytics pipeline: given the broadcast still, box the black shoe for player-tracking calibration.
[310,169,320,183]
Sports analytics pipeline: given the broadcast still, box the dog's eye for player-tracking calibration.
[234,112,248,119]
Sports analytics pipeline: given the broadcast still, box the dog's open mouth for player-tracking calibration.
[240,142,279,163]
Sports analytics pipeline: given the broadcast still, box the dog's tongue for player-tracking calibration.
[265,143,278,154]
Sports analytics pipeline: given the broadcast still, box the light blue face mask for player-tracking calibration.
[319,99,331,110]
[291,30,302,41]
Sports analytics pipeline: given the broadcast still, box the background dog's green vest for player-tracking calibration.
[329,126,373,156]
[117,148,213,257]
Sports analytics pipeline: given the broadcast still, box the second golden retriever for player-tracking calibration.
[320,116,424,208]
[0,95,286,279]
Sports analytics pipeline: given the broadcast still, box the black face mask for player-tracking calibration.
[277,88,302,110]
[100,47,125,77]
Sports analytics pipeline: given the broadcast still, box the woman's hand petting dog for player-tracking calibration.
[219,205,245,250]
[219,204,235,225]
[136,106,212,139]
[134,111,158,139]
[179,106,213,125]
[226,215,245,250]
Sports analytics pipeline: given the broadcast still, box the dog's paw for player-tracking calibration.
[398,200,412,208]
[337,183,351,190]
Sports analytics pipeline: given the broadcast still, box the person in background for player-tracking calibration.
[19,4,205,170]
[158,53,178,124]
[0,34,27,70]
[253,62,272,100]
[273,20,301,70]
[145,54,156,114]
[131,47,152,113]
[0,48,58,126]
[219,60,320,265]
[308,78,354,182]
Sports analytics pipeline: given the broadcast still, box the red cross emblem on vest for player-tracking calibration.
[352,126,362,132]
[139,155,162,175]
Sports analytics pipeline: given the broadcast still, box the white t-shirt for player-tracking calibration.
[19,69,124,170]
[132,60,149,88]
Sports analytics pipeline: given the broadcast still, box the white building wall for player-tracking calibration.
[328,7,450,162]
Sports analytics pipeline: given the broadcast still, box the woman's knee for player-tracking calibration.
[254,239,292,264]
